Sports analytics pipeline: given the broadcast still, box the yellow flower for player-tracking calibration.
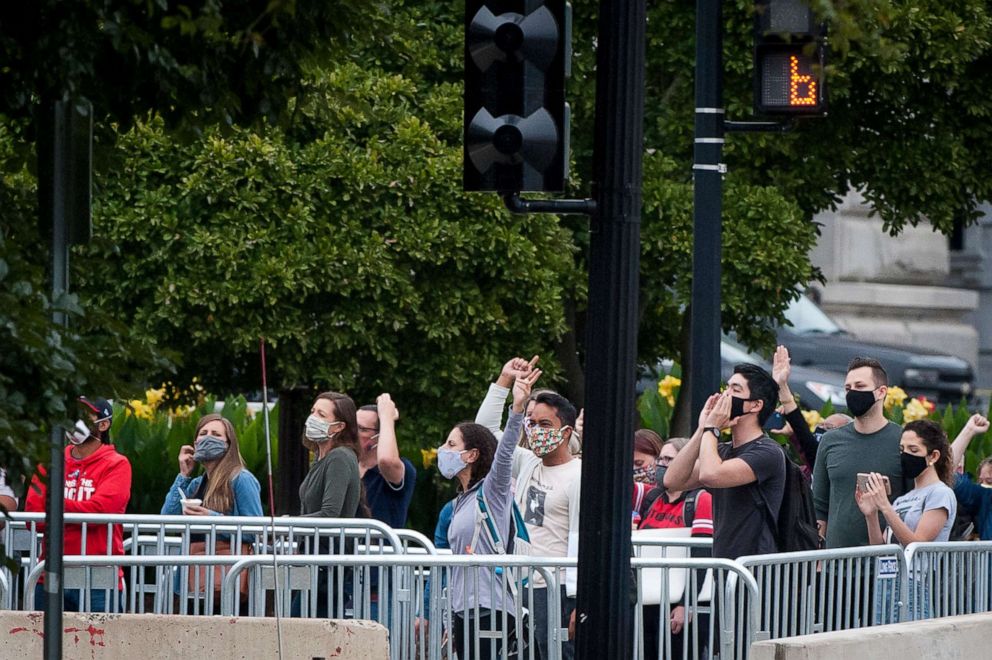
[657,375,682,407]
[884,386,908,411]
[168,405,194,419]
[144,387,165,409]
[127,400,154,420]
[801,409,823,432]
[902,398,930,422]
[421,448,438,469]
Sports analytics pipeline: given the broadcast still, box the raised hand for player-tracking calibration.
[966,414,990,436]
[772,345,792,389]
[511,368,542,413]
[498,355,539,387]
[179,445,195,477]
[575,408,584,438]
[377,393,400,422]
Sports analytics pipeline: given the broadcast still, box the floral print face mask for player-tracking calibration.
[527,425,571,457]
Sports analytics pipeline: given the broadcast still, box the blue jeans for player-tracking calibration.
[34,583,123,613]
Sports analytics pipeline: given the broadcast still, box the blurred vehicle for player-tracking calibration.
[639,335,848,410]
[777,295,974,405]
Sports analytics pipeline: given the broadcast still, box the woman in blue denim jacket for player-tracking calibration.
[161,413,263,518]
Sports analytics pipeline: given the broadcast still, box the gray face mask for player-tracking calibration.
[193,435,229,462]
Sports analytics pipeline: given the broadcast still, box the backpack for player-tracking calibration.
[473,486,532,556]
[638,488,700,528]
[749,444,820,553]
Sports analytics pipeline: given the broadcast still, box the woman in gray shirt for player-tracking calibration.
[857,419,957,620]
[441,365,537,660]
[294,391,365,617]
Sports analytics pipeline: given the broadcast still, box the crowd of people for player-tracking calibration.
[2,348,990,659]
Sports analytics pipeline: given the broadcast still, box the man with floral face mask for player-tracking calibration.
[512,389,581,660]
[25,396,132,612]
[812,356,905,548]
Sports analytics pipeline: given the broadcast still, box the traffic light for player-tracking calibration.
[464,1,568,192]
[753,0,826,116]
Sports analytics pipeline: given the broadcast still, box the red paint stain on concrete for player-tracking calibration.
[63,625,105,647]
[9,627,28,634]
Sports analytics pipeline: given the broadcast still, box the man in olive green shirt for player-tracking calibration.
[812,357,905,548]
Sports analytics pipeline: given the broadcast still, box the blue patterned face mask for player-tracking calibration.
[437,448,468,479]
[194,435,229,462]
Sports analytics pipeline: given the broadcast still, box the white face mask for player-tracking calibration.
[305,415,341,443]
[66,420,92,446]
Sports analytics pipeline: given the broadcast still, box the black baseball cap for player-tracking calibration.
[79,396,113,422]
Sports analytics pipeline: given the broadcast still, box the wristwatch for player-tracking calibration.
[704,426,721,439]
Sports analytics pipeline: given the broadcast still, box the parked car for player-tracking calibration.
[639,335,849,410]
[777,296,974,405]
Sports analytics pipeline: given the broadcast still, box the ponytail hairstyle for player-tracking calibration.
[903,419,953,485]
[455,422,497,490]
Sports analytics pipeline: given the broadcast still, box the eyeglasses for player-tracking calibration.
[657,456,674,466]
[358,426,379,435]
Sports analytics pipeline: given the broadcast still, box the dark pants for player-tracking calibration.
[453,609,517,660]
[290,567,354,618]
[34,583,123,613]
[533,585,575,660]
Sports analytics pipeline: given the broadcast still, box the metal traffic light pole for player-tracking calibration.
[573,0,646,657]
[688,0,725,424]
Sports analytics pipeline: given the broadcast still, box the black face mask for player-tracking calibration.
[655,464,668,486]
[901,452,930,480]
[730,396,755,420]
[845,389,878,418]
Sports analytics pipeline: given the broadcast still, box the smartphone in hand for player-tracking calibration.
[856,472,891,496]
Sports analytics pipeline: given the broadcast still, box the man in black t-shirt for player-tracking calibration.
[665,363,786,559]
[358,394,417,529]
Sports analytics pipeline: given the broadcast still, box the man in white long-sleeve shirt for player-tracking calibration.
[476,358,581,660]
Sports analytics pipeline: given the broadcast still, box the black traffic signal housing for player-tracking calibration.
[753,0,826,116]
[464,1,568,192]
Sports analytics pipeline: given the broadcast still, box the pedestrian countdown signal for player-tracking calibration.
[753,0,826,116]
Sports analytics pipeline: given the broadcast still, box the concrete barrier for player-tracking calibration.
[750,613,992,660]
[0,611,389,659]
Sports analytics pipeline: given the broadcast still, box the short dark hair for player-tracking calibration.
[532,392,578,428]
[733,363,779,426]
[847,356,888,387]
[359,404,378,413]
[455,422,496,488]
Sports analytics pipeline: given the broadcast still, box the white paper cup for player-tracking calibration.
[181,498,203,512]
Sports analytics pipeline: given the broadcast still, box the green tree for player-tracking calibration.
[0,0,374,496]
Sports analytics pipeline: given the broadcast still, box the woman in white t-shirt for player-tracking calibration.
[856,419,957,546]
[856,418,957,620]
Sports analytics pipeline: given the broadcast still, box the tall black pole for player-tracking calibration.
[688,0,724,423]
[574,0,646,657]
[40,99,70,660]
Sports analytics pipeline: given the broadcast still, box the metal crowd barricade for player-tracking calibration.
[904,540,992,620]
[631,537,718,660]
[3,512,405,616]
[729,544,907,643]
[219,554,760,660]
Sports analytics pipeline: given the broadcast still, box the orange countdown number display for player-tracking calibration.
[788,54,817,106]
[756,46,825,115]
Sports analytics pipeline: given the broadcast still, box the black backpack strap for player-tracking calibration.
[747,476,779,545]
[638,487,665,520]
[682,489,699,528]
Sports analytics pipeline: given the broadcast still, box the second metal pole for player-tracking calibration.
[689,0,724,423]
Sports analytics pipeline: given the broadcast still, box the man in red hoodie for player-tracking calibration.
[25,396,132,612]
